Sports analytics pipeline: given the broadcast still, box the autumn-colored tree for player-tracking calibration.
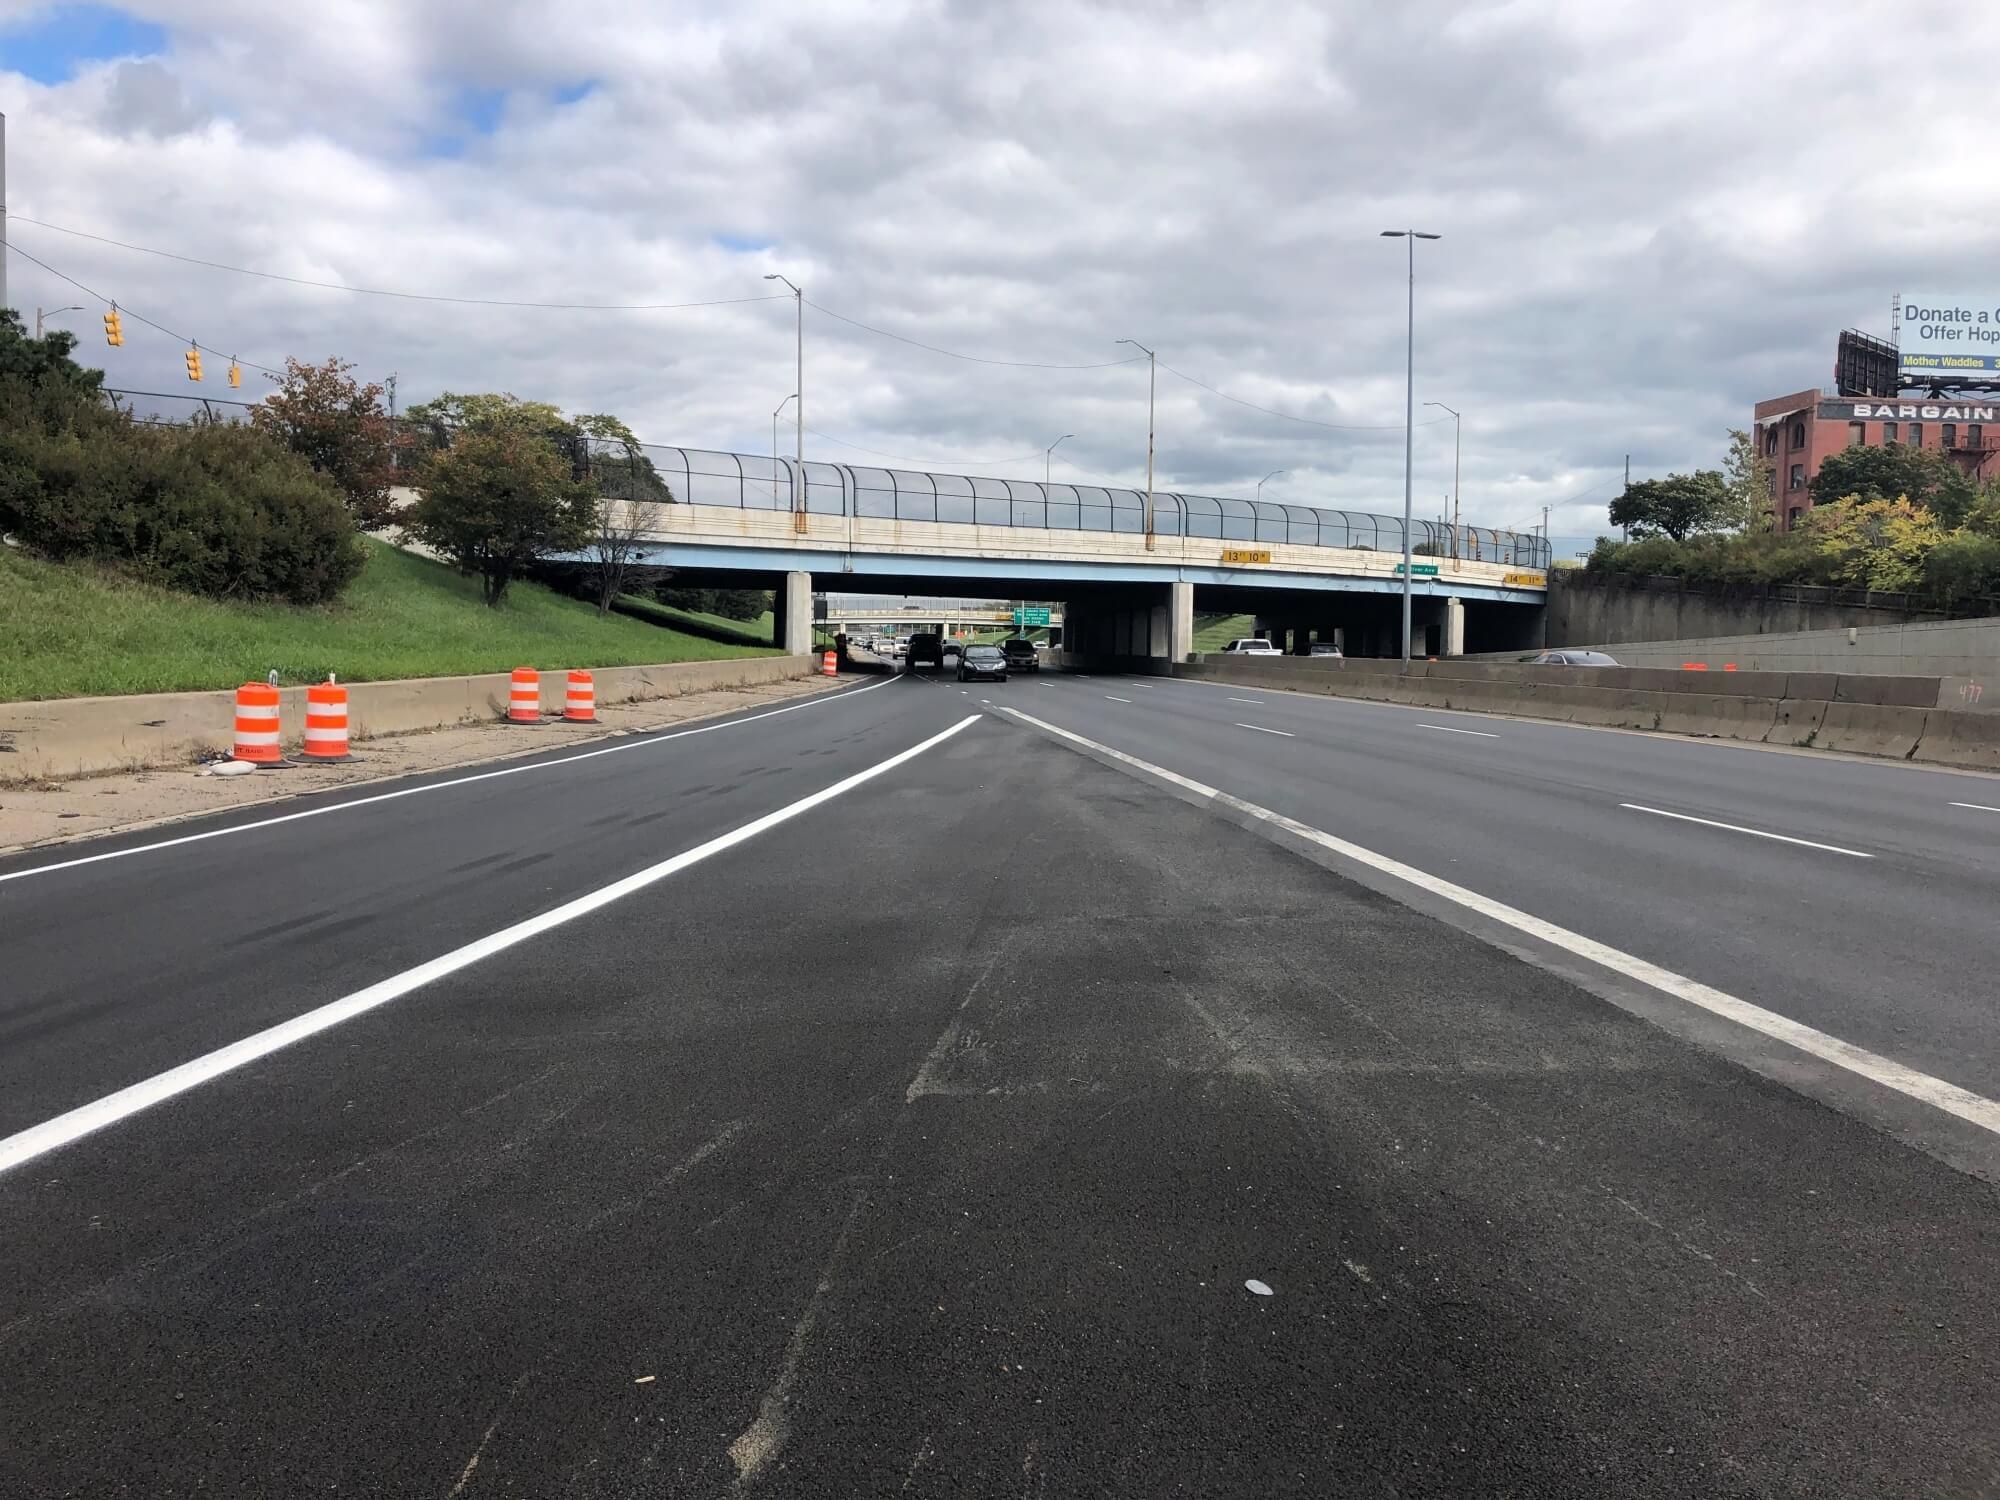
[1803,497,1944,592]
[251,357,398,529]
[403,417,595,606]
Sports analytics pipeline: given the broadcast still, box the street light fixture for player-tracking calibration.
[1257,468,1285,502]
[1115,339,1157,550]
[35,305,83,338]
[1046,432,1074,486]
[764,274,804,529]
[1423,401,1460,561]
[772,393,798,506]
[1381,230,1441,662]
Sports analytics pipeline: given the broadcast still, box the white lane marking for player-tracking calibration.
[999,706,2000,1139]
[1418,723,1499,738]
[0,674,901,887]
[1105,695,1133,703]
[1950,801,2000,814]
[1235,723,1294,738]
[1226,697,1264,705]
[1619,803,1873,859]
[0,715,982,1177]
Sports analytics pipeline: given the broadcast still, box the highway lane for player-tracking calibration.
[0,674,938,1136]
[1002,668,2000,1105]
[5,696,2000,1495]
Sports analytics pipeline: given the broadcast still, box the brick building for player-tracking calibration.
[1754,390,1999,531]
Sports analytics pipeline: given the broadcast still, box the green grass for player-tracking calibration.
[616,596,776,648]
[0,539,780,701]
[1192,613,1256,652]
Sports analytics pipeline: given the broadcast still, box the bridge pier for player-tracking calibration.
[774,571,813,655]
[1058,580,1193,670]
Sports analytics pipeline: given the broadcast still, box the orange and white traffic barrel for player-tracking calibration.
[820,649,838,677]
[231,682,283,764]
[564,669,597,723]
[508,666,542,723]
[302,679,355,761]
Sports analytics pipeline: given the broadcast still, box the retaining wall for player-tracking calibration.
[1177,656,2000,772]
[1478,611,2000,681]
[0,655,815,781]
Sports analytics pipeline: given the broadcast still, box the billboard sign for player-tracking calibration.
[1899,293,2000,378]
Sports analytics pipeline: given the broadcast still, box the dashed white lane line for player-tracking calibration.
[0,714,985,1177]
[1105,695,1133,703]
[0,673,906,887]
[1418,723,1499,738]
[998,704,2000,1140]
[1619,803,1873,859]
[1226,697,1264,705]
[1235,723,1294,738]
[1951,801,2000,814]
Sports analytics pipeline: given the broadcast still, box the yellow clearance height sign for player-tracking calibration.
[1222,547,1273,565]
[1503,570,1546,587]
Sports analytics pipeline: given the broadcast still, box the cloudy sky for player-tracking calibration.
[5,0,1999,552]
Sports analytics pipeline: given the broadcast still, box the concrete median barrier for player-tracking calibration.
[0,655,815,781]
[1810,702,1928,759]
[1911,709,2000,771]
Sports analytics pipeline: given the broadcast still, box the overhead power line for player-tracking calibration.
[4,239,285,378]
[1158,361,1448,432]
[804,300,1147,370]
[8,215,791,312]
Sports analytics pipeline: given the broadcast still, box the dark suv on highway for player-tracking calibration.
[1000,637,1040,673]
[905,631,946,669]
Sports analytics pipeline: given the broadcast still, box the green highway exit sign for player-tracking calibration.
[1394,563,1441,576]
[1013,606,1053,626]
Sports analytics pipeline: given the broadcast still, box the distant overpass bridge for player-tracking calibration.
[585,446,1550,660]
[816,596,1063,632]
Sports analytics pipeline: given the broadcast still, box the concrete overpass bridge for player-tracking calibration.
[816,596,1064,634]
[588,445,1551,660]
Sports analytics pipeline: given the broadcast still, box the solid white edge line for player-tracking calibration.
[0,713,982,1177]
[0,674,903,887]
[1619,803,1873,859]
[999,704,2000,1139]
[1417,723,1500,738]
[1234,723,1294,737]
[1950,801,2000,814]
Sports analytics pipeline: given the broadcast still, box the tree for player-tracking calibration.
[1720,428,1774,533]
[1803,497,1944,593]
[0,308,105,397]
[404,421,594,605]
[1808,442,1977,524]
[574,416,672,614]
[251,357,398,529]
[1608,469,1733,541]
[585,497,650,615]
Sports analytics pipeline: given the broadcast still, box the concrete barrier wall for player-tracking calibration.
[1475,611,2000,679]
[0,655,814,781]
[1177,656,1996,771]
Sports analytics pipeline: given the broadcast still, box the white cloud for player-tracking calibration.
[6,0,2000,546]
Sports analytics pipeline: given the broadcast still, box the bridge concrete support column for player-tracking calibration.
[1166,581,1193,662]
[774,571,813,655]
[1444,596,1465,658]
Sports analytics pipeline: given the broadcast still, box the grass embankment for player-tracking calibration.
[1,539,779,701]
[616,596,775,648]
[1192,613,1255,652]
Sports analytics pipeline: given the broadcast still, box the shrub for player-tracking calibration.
[1,413,364,605]
[1925,532,2000,609]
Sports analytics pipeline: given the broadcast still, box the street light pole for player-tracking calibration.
[1382,230,1441,662]
[1046,432,1074,486]
[1424,401,1460,560]
[35,305,83,338]
[1115,339,1157,550]
[764,274,804,528]
[1257,468,1285,502]
[772,393,797,505]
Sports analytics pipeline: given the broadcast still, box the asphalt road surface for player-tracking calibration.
[3,667,1999,1497]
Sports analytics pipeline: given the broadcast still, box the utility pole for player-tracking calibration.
[1622,453,1630,541]
[1382,230,1441,662]
[35,305,81,338]
[764,274,804,529]
[1046,432,1073,486]
[1115,339,1157,550]
[1,112,10,318]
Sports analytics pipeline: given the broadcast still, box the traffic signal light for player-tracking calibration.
[184,346,204,382]
[227,360,242,389]
[103,307,124,346]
